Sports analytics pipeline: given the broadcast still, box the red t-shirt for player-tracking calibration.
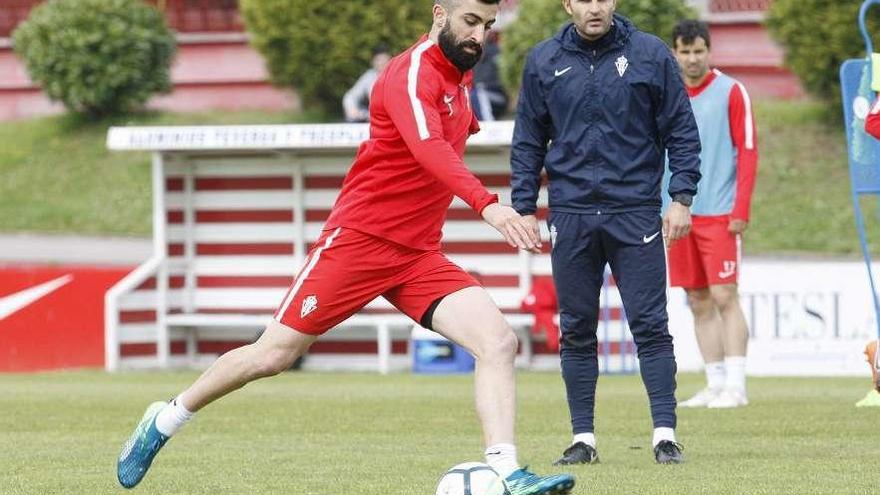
[866,95,880,140]
[325,35,499,251]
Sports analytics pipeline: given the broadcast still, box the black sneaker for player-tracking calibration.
[653,440,684,464]
[553,442,599,466]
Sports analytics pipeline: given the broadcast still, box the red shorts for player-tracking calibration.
[273,227,480,335]
[667,215,741,289]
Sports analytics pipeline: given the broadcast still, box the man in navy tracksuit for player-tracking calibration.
[511,0,701,465]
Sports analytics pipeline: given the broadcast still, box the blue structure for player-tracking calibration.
[411,326,475,374]
[840,0,880,339]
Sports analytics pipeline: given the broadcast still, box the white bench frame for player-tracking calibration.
[104,122,540,372]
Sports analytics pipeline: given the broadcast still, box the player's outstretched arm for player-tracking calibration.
[482,203,542,254]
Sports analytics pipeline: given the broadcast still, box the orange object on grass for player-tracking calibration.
[865,340,880,392]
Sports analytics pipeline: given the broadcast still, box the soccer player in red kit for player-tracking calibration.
[116,1,576,493]
[667,20,758,409]
[861,83,880,406]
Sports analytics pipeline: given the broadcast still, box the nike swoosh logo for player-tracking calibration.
[554,66,573,77]
[0,275,73,321]
[643,232,660,244]
[443,95,455,104]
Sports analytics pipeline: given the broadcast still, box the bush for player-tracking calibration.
[766,0,880,105]
[499,0,695,94]
[240,0,430,115]
[12,0,176,117]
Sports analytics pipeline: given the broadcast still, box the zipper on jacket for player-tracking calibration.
[588,51,600,211]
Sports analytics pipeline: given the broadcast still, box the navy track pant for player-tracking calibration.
[549,210,677,434]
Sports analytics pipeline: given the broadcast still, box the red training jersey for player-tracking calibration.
[866,95,880,139]
[325,35,499,251]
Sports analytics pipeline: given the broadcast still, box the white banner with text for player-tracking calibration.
[668,259,878,376]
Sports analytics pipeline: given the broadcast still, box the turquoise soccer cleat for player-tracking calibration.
[117,401,169,489]
[491,467,576,495]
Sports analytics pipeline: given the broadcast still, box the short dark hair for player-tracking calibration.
[436,0,500,9]
[672,19,711,49]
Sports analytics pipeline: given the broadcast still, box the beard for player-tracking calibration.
[438,23,483,72]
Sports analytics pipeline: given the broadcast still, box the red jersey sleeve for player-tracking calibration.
[383,48,498,214]
[728,82,759,222]
[866,95,880,139]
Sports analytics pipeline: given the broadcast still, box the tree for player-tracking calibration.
[13,0,176,117]
[240,0,429,115]
[766,0,880,105]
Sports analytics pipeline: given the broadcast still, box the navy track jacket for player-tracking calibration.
[511,15,701,216]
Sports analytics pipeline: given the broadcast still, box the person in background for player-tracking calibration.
[342,46,391,123]
[859,69,880,407]
[470,31,509,121]
[668,19,758,410]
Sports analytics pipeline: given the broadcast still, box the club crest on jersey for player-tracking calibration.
[301,294,318,318]
[615,55,629,77]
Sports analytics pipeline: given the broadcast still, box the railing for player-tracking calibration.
[0,0,242,38]
[709,0,773,12]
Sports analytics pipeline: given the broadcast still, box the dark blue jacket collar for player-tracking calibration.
[556,13,635,54]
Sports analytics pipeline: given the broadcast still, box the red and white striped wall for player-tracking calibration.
[104,123,630,371]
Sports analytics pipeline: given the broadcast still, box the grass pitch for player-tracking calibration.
[0,370,875,494]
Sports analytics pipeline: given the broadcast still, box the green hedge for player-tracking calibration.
[240,0,429,115]
[12,0,175,117]
[499,0,694,94]
[766,0,880,105]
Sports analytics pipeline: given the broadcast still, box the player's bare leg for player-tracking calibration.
[179,319,316,411]
[117,320,315,488]
[688,288,725,363]
[432,287,517,447]
[710,284,748,358]
[680,288,726,407]
[707,283,749,408]
[432,286,575,494]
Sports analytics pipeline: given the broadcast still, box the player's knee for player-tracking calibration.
[251,348,297,378]
[710,285,739,310]
[498,330,519,358]
[474,328,518,363]
[686,289,714,316]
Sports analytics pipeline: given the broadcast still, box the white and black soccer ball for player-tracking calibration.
[435,462,503,495]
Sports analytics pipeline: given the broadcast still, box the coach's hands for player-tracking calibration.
[663,202,692,245]
[482,203,542,254]
[522,214,541,248]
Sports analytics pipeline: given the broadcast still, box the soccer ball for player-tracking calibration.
[435,462,502,495]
